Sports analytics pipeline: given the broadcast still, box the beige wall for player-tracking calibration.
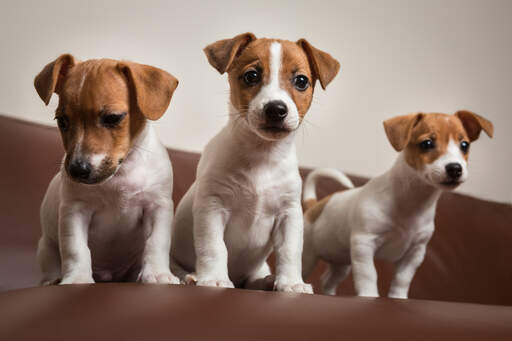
[1,0,511,203]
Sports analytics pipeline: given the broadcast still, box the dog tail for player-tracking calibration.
[303,168,355,210]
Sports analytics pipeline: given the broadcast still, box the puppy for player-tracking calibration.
[302,111,493,298]
[170,33,339,293]
[35,54,179,285]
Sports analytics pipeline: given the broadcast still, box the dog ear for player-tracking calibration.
[34,54,76,105]
[297,39,340,90]
[455,110,494,142]
[118,62,179,121]
[383,113,424,151]
[204,32,256,74]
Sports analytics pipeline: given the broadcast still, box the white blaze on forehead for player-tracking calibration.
[268,42,282,89]
[245,41,300,133]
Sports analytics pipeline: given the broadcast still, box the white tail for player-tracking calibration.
[303,168,355,207]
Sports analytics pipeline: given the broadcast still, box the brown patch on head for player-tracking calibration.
[280,40,315,118]
[34,55,178,183]
[227,38,272,115]
[384,112,493,170]
[204,34,340,123]
[304,194,335,223]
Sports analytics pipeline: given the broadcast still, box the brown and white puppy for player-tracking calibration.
[35,54,179,285]
[170,33,339,293]
[302,111,493,298]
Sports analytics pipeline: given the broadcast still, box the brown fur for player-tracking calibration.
[304,194,335,223]
[34,55,178,183]
[384,111,494,170]
[204,33,340,122]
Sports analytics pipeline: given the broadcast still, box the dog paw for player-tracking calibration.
[60,273,94,285]
[388,293,407,299]
[40,277,61,286]
[137,268,180,285]
[274,280,313,294]
[196,277,234,288]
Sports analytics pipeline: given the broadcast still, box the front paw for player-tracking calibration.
[137,267,180,285]
[274,279,313,294]
[60,272,94,285]
[195,276,234,288]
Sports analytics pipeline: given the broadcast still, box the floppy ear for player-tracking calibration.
[34,54,76,105]
[454,110,494,142]
[383,113,424,151]
[118,62,179,121]
[203,32,256,74]
[297,39,340,90]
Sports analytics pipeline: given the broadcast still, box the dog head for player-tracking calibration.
[204,33,340,141]
[34,54,178,184]
[384,111,493,190]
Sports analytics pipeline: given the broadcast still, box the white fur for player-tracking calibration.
[171,42,312,293]
[303,139,468,298]
[423,140,468,188]
[37,123,179,285]
[303,168,355,202]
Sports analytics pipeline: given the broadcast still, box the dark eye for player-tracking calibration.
[55,115,70,132]
[460,141,470,153]
[243,70,261,86]
[419,139,435,151]
[101,113,126,128]
[293,75,309,91]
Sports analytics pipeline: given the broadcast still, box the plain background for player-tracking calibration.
[1,0,510,204]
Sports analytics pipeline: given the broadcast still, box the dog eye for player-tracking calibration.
[293,75,309,91]
[419,139,435,151]
[101,113,126,128]
[55,115,70,132]
[243,70,261,86]
[460,141,470,153]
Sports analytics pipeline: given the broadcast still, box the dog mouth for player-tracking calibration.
[259,125,292,134]
[439,179,462,188]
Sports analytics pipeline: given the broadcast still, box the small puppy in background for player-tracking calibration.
[35,54,179,285]
[171,33,339,293]
[302,111,493,298]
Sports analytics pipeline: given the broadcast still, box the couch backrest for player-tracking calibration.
[1,114,511,305]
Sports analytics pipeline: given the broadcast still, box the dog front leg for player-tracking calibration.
[138,201,180,284]
[58,204,94,284]
[350,236,379,297]
[272,205,313,294]
[193,202,233,288]
[388,243,427,299]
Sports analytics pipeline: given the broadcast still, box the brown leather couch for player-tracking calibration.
[1,114,511,340]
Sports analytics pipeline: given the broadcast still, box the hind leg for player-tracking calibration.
[321,263,351,295]
[37,237,61,285]
[244,262,274,291]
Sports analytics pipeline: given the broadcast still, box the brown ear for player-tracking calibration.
[203,32,256,74]
[455,110,494,141]
[383,113,424,151]
[34,54,75,105]
[118,62,179,121]
[297,39,340,90]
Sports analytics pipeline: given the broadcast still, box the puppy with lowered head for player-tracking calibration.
[302,111,493,298]
[170,33,340,292]
[35,54,179,285]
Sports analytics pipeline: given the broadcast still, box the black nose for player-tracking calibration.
[69,159,92,180]
[264,100,288,122]
[445,163,463,179]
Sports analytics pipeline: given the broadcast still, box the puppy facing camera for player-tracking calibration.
[302,111,493,298]
[170,33,340,293]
